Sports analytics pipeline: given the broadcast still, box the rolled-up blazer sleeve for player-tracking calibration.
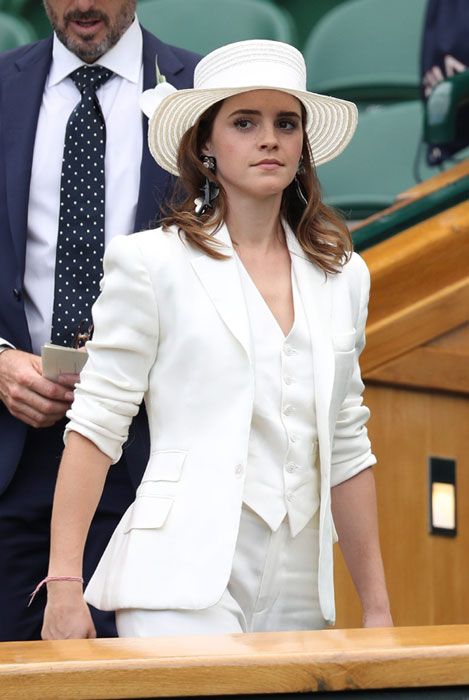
[65,234,159,463]
[330,259,376,487]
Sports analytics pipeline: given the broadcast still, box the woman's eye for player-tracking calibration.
[234,118,253,129]
[277,119,297,131]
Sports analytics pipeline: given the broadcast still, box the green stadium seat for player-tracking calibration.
[0,1,50,39]
[0,1,30,13]
[317,101,437,220]
[303,0,427,103]
[0,11,37,50]
[274,0,347,50]
[136,0,297,55]
[21,2,50,39]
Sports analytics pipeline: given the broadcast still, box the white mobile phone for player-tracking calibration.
[41,343,88,382]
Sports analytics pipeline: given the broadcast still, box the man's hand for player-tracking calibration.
[0,349,78,428]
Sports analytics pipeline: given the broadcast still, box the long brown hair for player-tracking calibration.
[160,99,352,274]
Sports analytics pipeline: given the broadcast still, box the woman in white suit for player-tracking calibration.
[41,40,392,638]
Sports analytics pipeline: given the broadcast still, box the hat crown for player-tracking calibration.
[194,40,307,92]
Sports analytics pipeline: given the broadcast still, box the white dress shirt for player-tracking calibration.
[17,19,144,355]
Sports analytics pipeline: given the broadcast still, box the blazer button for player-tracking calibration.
[13,288,22,301]
[234,464,244,477]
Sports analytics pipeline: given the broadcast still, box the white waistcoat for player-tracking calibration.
[237,258,319,537]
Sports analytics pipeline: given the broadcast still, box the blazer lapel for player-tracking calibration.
[2,38,52,273]
[188,224,252,362]
[287,227,334,455]
[134,28,196,231]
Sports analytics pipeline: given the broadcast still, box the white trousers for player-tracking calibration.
[116,504,325,637]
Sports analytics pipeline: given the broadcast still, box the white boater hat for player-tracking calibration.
[141,39,358,176]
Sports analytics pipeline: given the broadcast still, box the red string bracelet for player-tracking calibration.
[28,575,84,607]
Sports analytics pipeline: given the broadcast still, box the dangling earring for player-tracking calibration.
[295,156,308,206]
[196,155,219,216]
[294,176,308,206]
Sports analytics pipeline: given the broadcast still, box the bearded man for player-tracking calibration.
[0,0,199,641]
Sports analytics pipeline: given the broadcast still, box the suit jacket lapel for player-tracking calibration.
[188,224,252,362]
[2,38,52,274]
[287,226,334,456]
[134,28,195,232]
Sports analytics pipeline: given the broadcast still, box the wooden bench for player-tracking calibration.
[1,625,469,699]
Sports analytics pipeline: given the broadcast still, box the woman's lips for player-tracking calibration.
[253,160,283,170]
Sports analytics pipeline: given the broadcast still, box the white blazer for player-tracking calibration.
[67,222,375,624]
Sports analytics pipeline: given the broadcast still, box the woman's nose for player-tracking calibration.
[259,124,278,149]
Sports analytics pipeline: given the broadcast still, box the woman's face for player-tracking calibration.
[203,90,304,203]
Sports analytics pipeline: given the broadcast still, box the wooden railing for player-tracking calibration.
[2,625,469,699]
[360,198,469,387]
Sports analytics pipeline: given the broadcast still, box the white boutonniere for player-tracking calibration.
[140,55,177,119]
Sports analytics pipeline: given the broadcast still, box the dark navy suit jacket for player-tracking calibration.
[0,28,200,493]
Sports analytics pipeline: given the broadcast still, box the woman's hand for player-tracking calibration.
[332,469,393,629]
[43,434,112,639]
[363,609,394,628]
[42,583,96,640]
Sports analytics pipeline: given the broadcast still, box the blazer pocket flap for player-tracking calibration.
[143,450,187,482]
[332,330,356,353]
[124,496,173,533]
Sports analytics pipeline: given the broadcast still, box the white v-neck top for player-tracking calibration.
[236,256,320,537]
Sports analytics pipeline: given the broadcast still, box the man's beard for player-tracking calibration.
[43,3,135,62]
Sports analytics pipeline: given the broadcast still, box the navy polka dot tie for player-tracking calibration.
[51,65,114,347]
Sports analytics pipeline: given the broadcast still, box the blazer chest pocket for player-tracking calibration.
[124,495,173,533]
[332,329,356,353]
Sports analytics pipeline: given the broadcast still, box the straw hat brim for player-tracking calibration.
[148,86,358,176]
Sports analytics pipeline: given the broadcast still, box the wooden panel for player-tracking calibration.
[362,201,469,328]
[427,322,469,353]
[428,396,469,624]
[335,164,469,629]
[362,276,469,373]
[334,385,469,630]
[2,626,469,699]
[365,346,469,395]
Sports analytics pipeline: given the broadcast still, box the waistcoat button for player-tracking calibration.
[283,344,297,356]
